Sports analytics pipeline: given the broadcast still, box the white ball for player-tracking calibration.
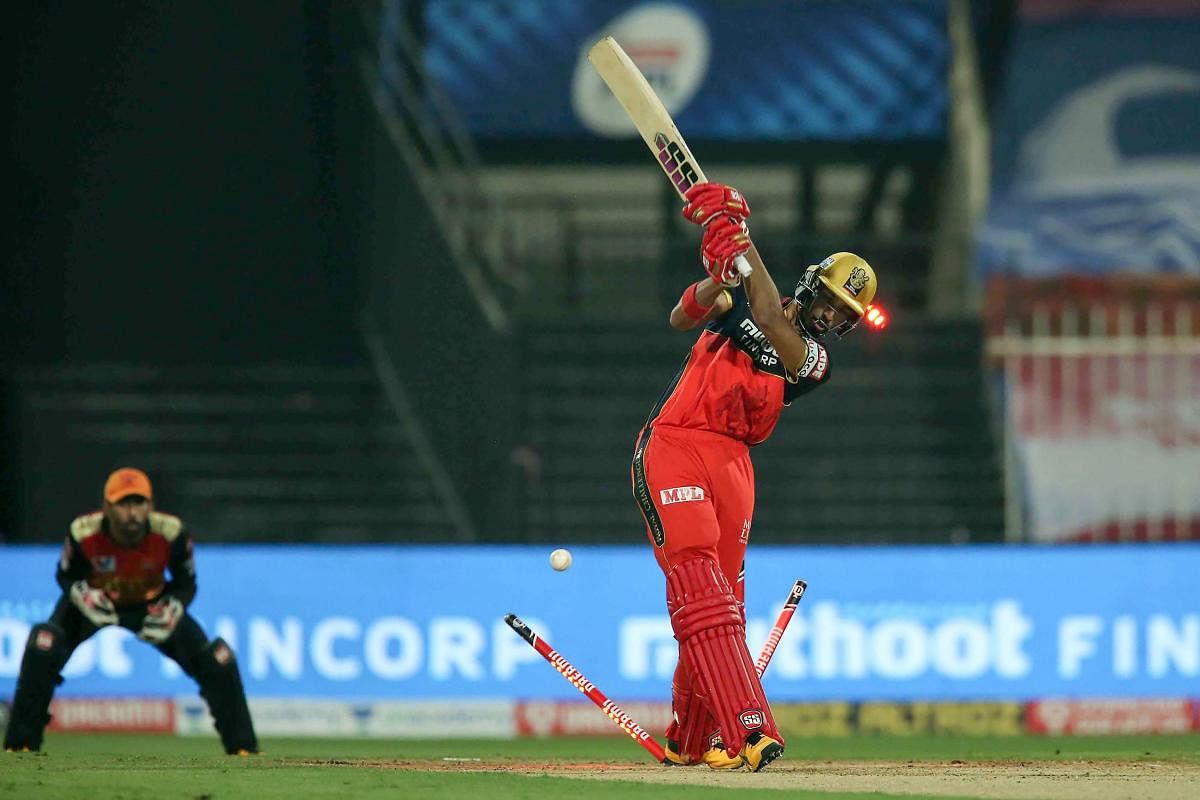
[549,548,572,572]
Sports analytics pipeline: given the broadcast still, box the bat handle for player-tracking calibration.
[734,254,753,278]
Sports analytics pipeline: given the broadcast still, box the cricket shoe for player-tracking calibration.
[664,738,743,770]
[739,732,784,772]
[701,743,744,770]
[663,739,696,766]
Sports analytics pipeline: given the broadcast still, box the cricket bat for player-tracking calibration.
[587,36,752,277]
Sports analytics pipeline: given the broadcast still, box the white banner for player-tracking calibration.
[176,698,515,738]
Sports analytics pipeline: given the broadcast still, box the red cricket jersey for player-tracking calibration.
[645,286,831,444]
[58,511,195,608]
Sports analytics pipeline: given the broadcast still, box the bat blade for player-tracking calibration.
[587,36,707,199]
[587,36,751,277]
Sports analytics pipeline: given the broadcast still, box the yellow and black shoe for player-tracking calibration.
[663,739,696,766]
[740,732,784,772]
[701,743,744,770]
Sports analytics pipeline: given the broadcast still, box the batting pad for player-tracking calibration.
[3,623,67,751]
[666,558,781,756]
[668,657,720,763]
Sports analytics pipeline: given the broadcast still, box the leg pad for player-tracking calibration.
[3,624,68,751]
[192,639,258,754]
[666,558,782,757]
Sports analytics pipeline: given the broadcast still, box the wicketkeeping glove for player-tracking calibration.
[681,182,751,226]
[69,580,118,628]
[138,595,184,644]
[701,215,752,286]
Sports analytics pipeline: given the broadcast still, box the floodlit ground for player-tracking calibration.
[3,732,1197,799]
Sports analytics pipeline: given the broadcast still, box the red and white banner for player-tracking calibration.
[1025,698,1196,735]
[515,700,672,737]
[1007,349,1200,541]
[48,697,175,733]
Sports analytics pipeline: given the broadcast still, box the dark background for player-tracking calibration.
[4,3,370,541]
[5,2,360,366]
[1,2,1014,545]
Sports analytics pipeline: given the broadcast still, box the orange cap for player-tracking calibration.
[104,467,153,503]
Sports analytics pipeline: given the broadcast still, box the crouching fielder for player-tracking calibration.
[4,468,258,755]
[631,183,879,771]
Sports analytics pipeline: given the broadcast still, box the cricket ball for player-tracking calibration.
[549,548,572,572]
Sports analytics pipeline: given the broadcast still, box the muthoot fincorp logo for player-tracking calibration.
[620,600,1036,681]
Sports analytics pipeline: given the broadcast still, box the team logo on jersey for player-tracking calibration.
[659,486,705,505]
[91,555,116,572]
[35,629,56,650]
[843,266,869,296]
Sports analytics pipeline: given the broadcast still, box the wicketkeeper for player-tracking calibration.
[3,468,258,754]
[631,183,879,771]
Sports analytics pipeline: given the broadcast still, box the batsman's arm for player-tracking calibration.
[741,244,811,376]
[669,278,734,331]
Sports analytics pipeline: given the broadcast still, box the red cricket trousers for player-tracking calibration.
[631,424,754,597]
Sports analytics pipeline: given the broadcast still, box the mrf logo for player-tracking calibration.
[659,486,705,505]
[739,709,764,730]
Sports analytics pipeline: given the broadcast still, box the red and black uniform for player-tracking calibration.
[630,284,830,764]
[4,511,257,754]
[46,510,205,656]
[633,285,830,580]
[58,510,197,613]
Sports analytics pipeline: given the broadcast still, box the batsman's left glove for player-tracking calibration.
[138,595,184,644]
[682,182,751,226]
[701,215,751,286]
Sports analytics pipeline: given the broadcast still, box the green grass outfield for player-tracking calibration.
[3,732,1198,800]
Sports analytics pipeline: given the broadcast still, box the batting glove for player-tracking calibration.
[682,182,751,226]
[138,595,184,644]
[701,215,751,286]
[69,580,118,628]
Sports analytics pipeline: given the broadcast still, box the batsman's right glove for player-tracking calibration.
[69,580,118,628]
[701,215,751,286]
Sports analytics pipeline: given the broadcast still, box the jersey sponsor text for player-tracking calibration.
[659,486,706,505]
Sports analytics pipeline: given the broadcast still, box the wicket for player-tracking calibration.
[505,577,807,763]
[755,578,808,677]
[504,613,670,763]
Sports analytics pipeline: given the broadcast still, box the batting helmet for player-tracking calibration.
[793,252,877,339]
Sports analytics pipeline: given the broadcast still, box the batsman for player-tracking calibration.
[4,467,258,754]
[631,183,879,771]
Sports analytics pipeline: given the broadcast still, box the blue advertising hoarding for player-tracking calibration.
[396,0,947,141]
[977,6,1200,275]
[1,545,1197,701]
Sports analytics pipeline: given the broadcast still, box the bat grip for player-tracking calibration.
[734,254,752,278]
